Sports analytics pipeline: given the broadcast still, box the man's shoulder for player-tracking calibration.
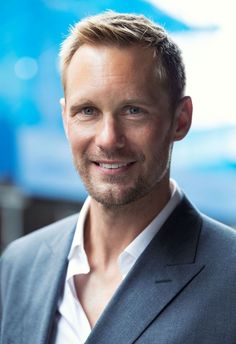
[201,213,236,241]
[176,195,236,259]
[199,212,236,260]
[1,213,78,265]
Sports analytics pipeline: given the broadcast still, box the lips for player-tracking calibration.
[92,160,136,171]
[98,162,130,169]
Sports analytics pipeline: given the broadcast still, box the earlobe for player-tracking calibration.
[173,96,192,141]
[60,97,69,139]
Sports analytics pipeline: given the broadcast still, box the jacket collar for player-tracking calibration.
[22,215,78,344]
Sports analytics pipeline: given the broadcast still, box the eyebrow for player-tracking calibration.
[121,98,152,106]
[124,100,160,111]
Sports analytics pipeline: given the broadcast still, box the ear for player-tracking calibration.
[60,97,68,139]
[173,96,192,142]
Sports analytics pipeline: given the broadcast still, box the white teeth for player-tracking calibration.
[99,163,128,169]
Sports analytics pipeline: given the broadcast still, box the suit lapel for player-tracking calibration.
[22,216,77,344]
[86,197,205,344]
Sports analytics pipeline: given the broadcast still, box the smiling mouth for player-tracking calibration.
[94,162,135,169]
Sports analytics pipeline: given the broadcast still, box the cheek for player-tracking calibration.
[67,123,94,150]
[138,127,172,162]
[135,127,164,149]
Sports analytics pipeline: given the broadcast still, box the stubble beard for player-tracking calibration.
[80,172,154,209]
[73,143,173,209]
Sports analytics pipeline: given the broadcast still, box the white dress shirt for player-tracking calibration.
[54,180,182,344]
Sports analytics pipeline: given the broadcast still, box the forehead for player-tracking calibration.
[69,43,156,67]
[67,44,158,80]
[65,44,167,104]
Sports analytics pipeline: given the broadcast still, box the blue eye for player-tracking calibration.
[82,107,95,115]
[129,106,140,114]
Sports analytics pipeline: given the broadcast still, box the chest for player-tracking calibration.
[74,271,123,328]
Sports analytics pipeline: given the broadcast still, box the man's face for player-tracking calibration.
[62,44,191,207]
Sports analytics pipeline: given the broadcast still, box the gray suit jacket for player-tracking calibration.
[1,196,236,344]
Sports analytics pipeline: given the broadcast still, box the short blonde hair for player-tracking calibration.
[60,11,186,107]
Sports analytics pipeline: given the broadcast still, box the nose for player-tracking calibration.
[95,115,125,151]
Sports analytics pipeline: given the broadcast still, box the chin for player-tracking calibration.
[86,182,153,209]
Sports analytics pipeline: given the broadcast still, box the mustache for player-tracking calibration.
[87,150,144,162]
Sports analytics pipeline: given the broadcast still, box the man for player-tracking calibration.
[1,11,236,344]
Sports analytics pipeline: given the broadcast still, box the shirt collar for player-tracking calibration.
[118,179,182,276]
[68,196,91,260]
[123,179,182,259]
[66,197,91,281]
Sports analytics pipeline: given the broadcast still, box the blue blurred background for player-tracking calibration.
[0,0,235,248]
